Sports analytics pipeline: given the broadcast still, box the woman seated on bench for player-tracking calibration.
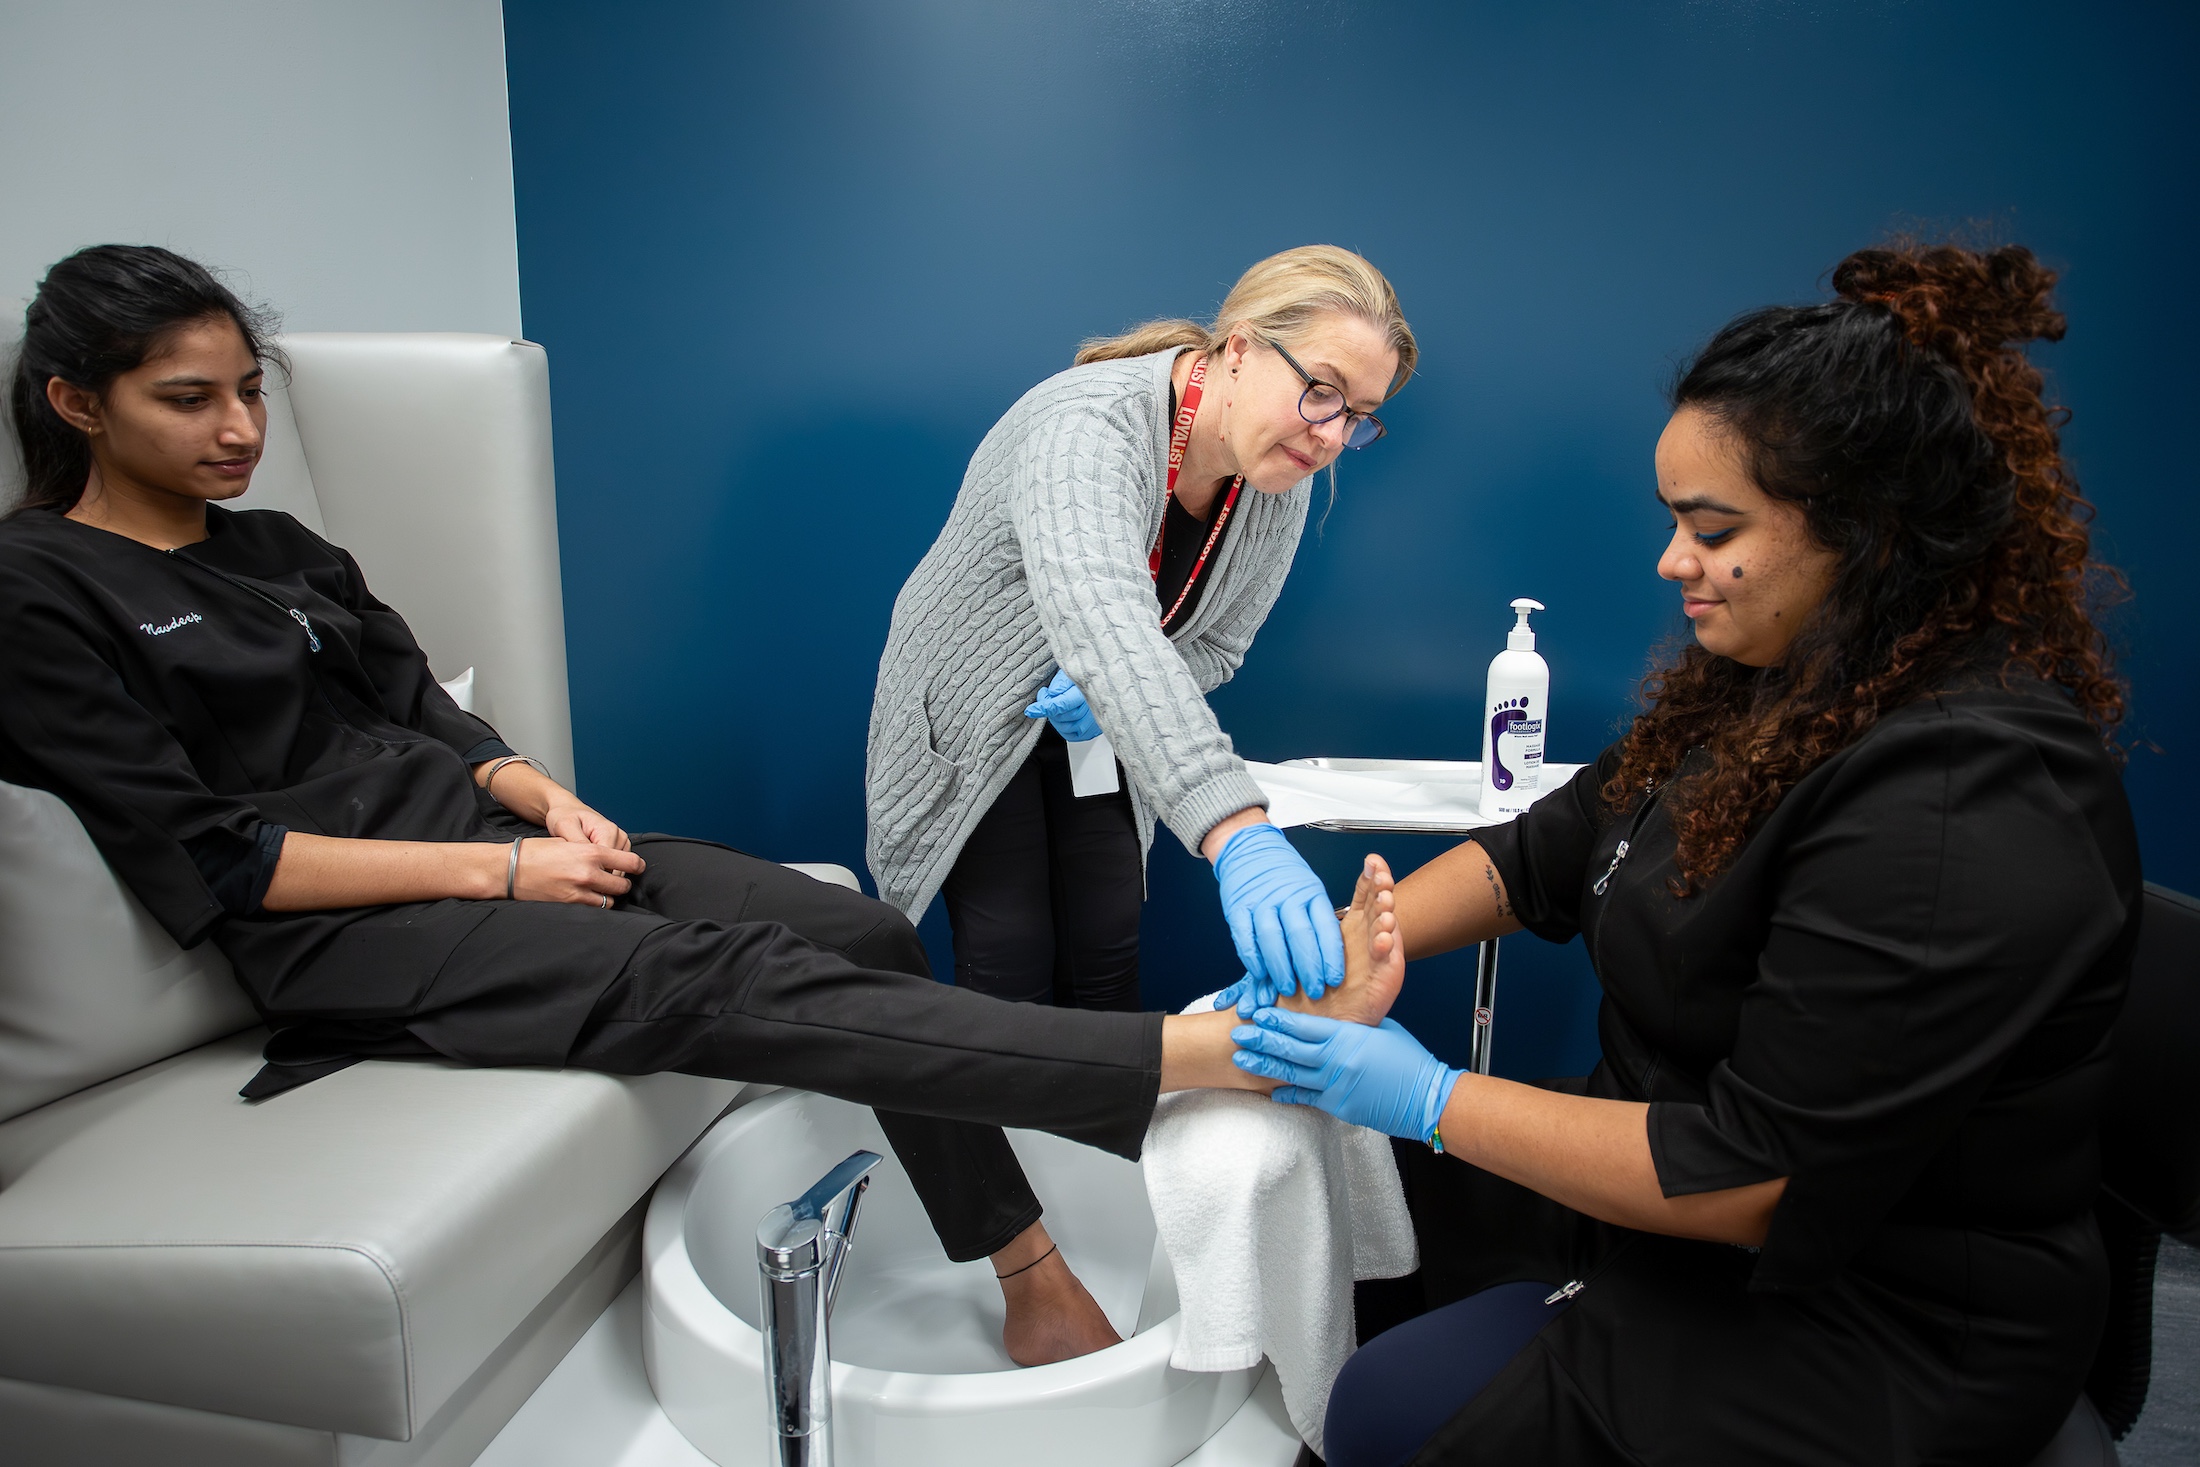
[0,244,1291,1369]
[1229,241,2141,1465]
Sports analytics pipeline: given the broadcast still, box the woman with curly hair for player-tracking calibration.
[1233,242,2140,1465]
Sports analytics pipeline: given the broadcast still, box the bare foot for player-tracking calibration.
[1283,854,1405,1026]
[992,1222,1122,1366]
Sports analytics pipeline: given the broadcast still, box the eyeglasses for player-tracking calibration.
[1262,337,1387,449]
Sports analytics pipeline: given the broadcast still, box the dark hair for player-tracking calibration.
[1606,241,2125,890]
[8,245,281,514]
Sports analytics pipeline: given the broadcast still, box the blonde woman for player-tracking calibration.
[868,246,1415,1019]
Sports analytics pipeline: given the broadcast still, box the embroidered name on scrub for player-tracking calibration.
[139,613,204,636]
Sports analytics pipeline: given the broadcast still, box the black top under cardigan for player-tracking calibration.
[1420,671,2142,1464]
[1154,381,1237,630]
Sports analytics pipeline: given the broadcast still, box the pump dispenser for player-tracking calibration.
[1477,598,1549,820]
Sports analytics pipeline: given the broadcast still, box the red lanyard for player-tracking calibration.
[1152,353,1244,632]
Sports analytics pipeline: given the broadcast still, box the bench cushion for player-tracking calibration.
[0,1030,740,1439]
[0,781,261,1123]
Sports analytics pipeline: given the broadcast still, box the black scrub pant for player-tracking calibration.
[1343,1132,2099,1467]
[550,837,1163,1261]
[940,725,1144,1010]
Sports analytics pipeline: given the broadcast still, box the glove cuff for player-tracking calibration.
[1417,1065,1465,1147]
[1214,821,1285,878]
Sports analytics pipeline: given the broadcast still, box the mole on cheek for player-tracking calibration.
[1731,565,1744,579]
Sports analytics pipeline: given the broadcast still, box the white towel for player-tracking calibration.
[1143,995,1419,1456]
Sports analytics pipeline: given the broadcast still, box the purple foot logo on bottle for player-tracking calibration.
[1488,699,1529,792]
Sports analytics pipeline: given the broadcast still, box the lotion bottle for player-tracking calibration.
[1477,598,1549,820]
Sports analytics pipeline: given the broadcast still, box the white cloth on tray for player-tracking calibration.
[1142,994,1419,1456]
[1244,758,1586,830]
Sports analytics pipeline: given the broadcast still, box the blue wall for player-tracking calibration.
[504,0,2198,1079]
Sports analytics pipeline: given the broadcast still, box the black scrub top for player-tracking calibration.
[0,505,617,1076]
[1477,670,2142,1299]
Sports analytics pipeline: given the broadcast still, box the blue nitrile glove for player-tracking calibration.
[1212,823,1345,1002]
[1023,669,1102,742]
[1230,1008,1463,1143]
[1211,973,1268,1019]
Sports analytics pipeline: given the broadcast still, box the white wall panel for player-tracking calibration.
[0,0,521,337]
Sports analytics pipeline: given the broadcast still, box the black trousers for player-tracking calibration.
[1373,1132,2098,1466]
[941,726,1144,1010]
[547,837,1164,1261]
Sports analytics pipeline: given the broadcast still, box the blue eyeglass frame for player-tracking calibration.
[1263,337,1388,449]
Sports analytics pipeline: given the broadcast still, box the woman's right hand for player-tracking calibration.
[1024,669,1103,742]
[510,837,644,905]
[1231,1010,1462,1144]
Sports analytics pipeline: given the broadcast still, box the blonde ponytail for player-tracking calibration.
[1073,318,1211,365]
[1073,245,1417,394]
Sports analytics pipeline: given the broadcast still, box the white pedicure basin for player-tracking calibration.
[643,1089,1261,1467]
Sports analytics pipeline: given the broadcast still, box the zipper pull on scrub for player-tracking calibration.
[1592,840,1631,896]
[1545,1280,1586,1305]
[170,550,322,653]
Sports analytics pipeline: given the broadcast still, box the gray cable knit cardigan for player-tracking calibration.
[866,349,1310,918]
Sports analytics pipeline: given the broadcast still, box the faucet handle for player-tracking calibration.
[757,1149,884,1280]
[796,1150,883,1228]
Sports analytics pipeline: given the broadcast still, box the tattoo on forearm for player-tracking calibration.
[1482,861,1512,918]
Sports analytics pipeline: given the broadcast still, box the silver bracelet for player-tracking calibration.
[482,754,550,806]
[506,836,525,900]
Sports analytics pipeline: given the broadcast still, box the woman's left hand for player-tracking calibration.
[1231,1007,1461,1143]
[1216,853,1406,1019]
[1212,823,1345,1001]
[544,799,632,853]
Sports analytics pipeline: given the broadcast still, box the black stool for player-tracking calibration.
[2025,881,2200,1467]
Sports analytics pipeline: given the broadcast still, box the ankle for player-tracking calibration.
[995,1241,1057,1281]
[989,1220,1055,1278]
[1161,1008,1276,1093]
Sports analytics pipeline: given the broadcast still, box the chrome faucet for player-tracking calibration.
[755,1149,882,1467]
